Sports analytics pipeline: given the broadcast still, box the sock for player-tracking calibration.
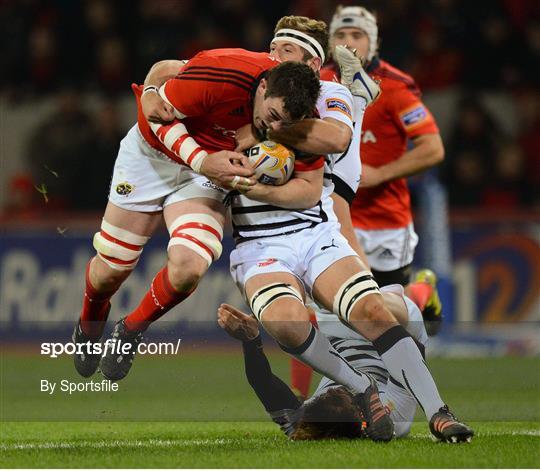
[80,260,115,339]
[289,309,317,398]
[281,326,371,395]
[124,266,193,332]
[290,358,313,399]
[406,282,433,311]
[373,325,444,419]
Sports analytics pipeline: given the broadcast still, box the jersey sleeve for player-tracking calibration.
[332,145,361,204]
[294,155,325,172]
[387,83,439,138]
[318,82,354,132]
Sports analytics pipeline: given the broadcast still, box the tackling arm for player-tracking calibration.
[267,117,352,154]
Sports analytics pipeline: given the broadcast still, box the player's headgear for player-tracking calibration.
[93,220,150,271]
[333,271,380,322]
[167,214,223,267]
[273,29,326,64]
[330,6,379,61]
[249,283,303,321]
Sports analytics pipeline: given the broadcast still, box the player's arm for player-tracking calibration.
[141,59,188,124]
[266,117,352,154]
[360,88,444,188]
[361,133,444,187]
[331,193,369,267]
[217,304,302,414]
[148,72,255,187]
[240,159,324,209]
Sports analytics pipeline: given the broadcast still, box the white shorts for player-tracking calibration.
[230,222,357,299]
[355,223,418,272]
[108,125,227,212]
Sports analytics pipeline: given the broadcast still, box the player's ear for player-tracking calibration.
[307,56,321,72]
[258,78,267,96]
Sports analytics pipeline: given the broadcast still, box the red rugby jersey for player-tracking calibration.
[321,59,439,230]
[133,48,280,164]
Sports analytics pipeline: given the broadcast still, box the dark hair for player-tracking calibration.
[265,62,320,121]
[290,387,365,440]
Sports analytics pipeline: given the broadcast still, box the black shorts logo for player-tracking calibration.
[115,182,133,196]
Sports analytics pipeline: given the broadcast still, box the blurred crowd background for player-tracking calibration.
[1,0,539,217]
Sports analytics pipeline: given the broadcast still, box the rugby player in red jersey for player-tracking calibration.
[71,48,321,381]
[320,6,445,329]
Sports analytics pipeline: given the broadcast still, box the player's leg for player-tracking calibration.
[289,306,317,401]
[99,194,226,381]
[245,272,393,442]
[73,202,161,377]
[313,256,472,441]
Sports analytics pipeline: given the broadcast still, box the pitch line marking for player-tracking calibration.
[0,438,235,451]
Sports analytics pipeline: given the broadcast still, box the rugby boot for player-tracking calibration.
[429,405,474,443]
[100,318,143,381]
[414,269,443,336]
[333,45,381,105]
[354,376,394,442]
[72,306,110,377]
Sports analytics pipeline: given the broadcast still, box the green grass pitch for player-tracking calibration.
[1,348,539,468]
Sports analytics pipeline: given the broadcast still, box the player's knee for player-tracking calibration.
[393,420,412,438]
[333,270,381,323]
[167,213,223,266]
[166,248,207,292]
[91,257,132,291]
[93,220,149,272]
[351,294,388,323]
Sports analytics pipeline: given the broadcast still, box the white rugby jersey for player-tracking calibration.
[231,81,362,244]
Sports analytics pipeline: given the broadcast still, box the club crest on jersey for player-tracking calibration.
[325,98,352,119]
[257,258,277,267]
[115,182,134,196]
[399,105,427,129]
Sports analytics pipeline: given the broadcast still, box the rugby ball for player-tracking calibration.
[246,141,295,186]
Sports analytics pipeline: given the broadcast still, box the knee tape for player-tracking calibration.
[249,283,303,321]
[168,214,223,266]
[333,270,380,322]
[93,220,150,271]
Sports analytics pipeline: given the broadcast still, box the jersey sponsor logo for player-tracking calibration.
[115,182,134,196]
[399,104,428,129]
[257,258,278,267]
[202,180,225,192]
[325,98,352,119]
[212,124,236,138]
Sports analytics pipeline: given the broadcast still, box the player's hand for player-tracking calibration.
[359,164,386,188]
[234,124,260,152]
[217,303,260,341]
[200,150,256,190]
[142,91,175,124]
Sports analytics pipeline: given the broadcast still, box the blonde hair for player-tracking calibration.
[274,16,329,62]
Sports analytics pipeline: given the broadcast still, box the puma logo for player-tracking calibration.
[321,239,338,251]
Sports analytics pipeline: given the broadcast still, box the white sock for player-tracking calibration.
[373,325,444,419]
[281,326,371,395]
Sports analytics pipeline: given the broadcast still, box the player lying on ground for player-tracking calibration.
[223,19,472,443]
[217,285,470,442]
[72,48,321,381]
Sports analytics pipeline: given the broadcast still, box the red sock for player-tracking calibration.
[124,266,193,332]
[290,309,318,399]
[406,282,433,311]
[80,260,115,339]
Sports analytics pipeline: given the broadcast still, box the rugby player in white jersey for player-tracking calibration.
[217,285,429,441]
[225,16,473,443]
